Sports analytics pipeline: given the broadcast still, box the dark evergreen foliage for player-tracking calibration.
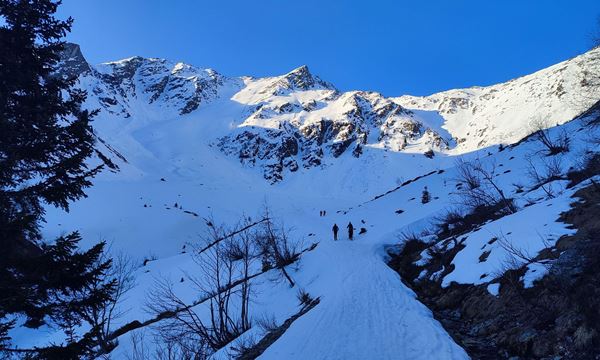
[421,186,431,204]
[0,1,115,358]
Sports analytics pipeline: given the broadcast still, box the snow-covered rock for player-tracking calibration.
[395,47,600,151]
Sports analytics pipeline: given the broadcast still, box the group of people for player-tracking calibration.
[319,210,355,241]
[332,222,353,241]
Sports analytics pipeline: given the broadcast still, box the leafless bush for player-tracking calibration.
[143,211,304,357]
[147,221,257,355]
[496,232,553,271]
[126,331,151,360]
[434,208,465,237]
[529,117,570,156]
[568,151,600,186]
[296,288,314,307]
[228,334,257,358]
[255,314,278,333]
[454,158,517,214]
[397,229,422,244]
[148,273,249,355]
[526,155,567,198]
[153,330,210,360]
[126,329,208,360]
[255,208,302,288]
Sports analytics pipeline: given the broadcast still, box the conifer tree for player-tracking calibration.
[0,1,116,358]
[421,186,431,204]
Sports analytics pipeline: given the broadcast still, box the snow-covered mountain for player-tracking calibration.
[61,44,456,182]
[395,48,600,151]
[61,43,600,183]
[17,44,600,359]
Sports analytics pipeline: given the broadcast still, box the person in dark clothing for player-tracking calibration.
[347,222,354,240]
[332,223,339,241]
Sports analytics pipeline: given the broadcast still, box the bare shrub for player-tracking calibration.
[434,208,466,238]
[568,152,600,187]
[496,232,553,272]
[147,220,257,355]
[228,334,257,358]
[526,155,567,198]
[529,117,570,156]
[296,288,314,307]
[397,230,422,244]
[454,158,517,214]
[256,208,302,288]
[127,329,209,360]
[126,331,151,360]
[255,314,278,333]
[143,212,304,357]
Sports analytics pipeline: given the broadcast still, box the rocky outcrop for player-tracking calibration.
[60,49,234,119]
[93,58,228,116]
[217,90,450,182]
[259,65,336,96]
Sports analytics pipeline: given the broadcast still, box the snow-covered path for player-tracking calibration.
[259,237,468,360]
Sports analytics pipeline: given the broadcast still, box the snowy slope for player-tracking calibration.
[395,47,600,152]
[12,44,600,358]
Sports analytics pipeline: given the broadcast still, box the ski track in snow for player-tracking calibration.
[258,239,468,360]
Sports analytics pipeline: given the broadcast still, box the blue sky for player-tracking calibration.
[59,0,599,96]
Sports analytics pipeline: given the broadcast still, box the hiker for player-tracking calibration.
[347,222,354,240]
[332,223,339,241]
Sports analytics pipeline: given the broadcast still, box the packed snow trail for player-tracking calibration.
[258,231,468,360]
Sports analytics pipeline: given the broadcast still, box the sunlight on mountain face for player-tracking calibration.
[11,40,595,359]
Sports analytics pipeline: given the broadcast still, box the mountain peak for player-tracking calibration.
[287,64,310,75]
[283,64,317,89]
[57,42,91,79]
[279,64,335,93]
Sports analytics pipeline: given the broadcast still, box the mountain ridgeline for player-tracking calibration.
[63,43,599,184]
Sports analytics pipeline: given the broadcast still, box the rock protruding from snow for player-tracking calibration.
[67,53,237,120]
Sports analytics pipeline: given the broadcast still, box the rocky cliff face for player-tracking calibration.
[57,43,92,80]
[72,50,233,119]
[217,79,450,182]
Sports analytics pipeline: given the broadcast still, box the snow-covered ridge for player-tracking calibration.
[65,43,600,182]
[395,47,600,151]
